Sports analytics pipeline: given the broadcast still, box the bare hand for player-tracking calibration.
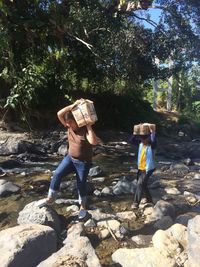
[74,98,85,106]
[149,124,155,133]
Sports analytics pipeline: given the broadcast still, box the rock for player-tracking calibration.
[88,209,116,221]
[43,255,88,267]
[101,186,113,196]
[188,215,200,267]
[99,228,110,239]
[97,219,121,232]
[17,201,61,234]
[164,187,181,195]
[149,180,163,189]
[0,179,21,197]
[0,138,46,156]
[182,158,194,166]
[38,223,101,267]
[166,224,187,248]
[116,211,137,221]
[154,200,175,218]
[57,144,68,156]
[170,163,189,175]
[65,205,79,213]
[153,216,174,230]
[112,176,136,195]
[112,247,176,267]
[0,224,57,267]
[175,214,194,226]
[88,166,103,177]
[131,235,152,246]
[152,223,187,261]
[92,177,105,183]
[0,159,22,169]
[84,219,96,228]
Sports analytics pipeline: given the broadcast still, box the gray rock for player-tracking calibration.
[57,144,68,156]
[18,201,61,234]
[101,186,113,196]
[88,166,103,177]
[147,200,175,222]
[131,235,152,246]
[112,176,136,195]
[170,163,189,175]
[0,224,57,267]
[0,179,21,197]
[175,214,194,226]
[153,216,174,230]
[0,159,22,169]
[188,215,200,267]
[112,247,175,267]
[37,223,101,267]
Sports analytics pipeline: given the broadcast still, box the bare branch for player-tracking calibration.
[68,33,93,50]
[132,13,158,28]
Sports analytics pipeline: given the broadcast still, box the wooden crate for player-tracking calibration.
[133,123,156,135]
[71,99,98,127]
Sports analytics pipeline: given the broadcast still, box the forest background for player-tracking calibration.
[0,0,200,132]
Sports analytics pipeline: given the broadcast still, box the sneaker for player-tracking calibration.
[36,198,53,208]
[78,209,87,220]
[131,202,138,210]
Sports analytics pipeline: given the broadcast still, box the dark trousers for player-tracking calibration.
[133,169,155,205]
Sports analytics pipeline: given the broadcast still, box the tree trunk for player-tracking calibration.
[167,57,173,111]
[176,73,182,112]
[153,79,158,110]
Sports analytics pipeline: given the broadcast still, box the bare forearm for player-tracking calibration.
[57,104,75,126]
[86,125,99,145]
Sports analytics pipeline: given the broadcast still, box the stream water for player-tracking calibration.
[0,150,151,266]
[1,144,200,266]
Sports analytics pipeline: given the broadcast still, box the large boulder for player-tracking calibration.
[112,247,176,267]
[18,201,61,234]
[188,215,200,267]
[0,224,57,267]
[37,223,101,267]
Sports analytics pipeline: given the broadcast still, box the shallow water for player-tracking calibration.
[0,153,134,229]
[1,150,200,266]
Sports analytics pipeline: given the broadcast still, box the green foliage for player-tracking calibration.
[0,0,200,129]
[5,64,46,109]
[192,101,200,117]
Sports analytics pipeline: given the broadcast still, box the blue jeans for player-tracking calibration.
[48,154,91,206]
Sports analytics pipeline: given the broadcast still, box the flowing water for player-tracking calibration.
[1,149,200,266]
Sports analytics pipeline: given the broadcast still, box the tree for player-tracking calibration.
[0,0,200,127]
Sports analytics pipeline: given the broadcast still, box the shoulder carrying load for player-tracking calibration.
[71,99,98,127]
[133,123,156,135]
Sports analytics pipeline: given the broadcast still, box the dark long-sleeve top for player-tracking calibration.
[129,132,157,150]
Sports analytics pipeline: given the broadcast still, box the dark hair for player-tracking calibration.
[64,111,75,121]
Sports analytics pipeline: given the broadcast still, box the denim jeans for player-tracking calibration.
[133,169,155,205]
[48,154,91,206]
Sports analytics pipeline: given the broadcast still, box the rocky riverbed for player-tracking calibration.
[0,128,200,267]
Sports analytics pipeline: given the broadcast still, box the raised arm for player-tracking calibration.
[129,134,140,146]
[149,125,157,149]
[57,104,75,127]
[57,99,83,127]
[86,125,99,145]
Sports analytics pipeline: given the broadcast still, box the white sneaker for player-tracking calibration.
[78,209,87,220]
[36,198,53,208]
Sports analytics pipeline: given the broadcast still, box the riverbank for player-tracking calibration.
[0,124,200,266]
